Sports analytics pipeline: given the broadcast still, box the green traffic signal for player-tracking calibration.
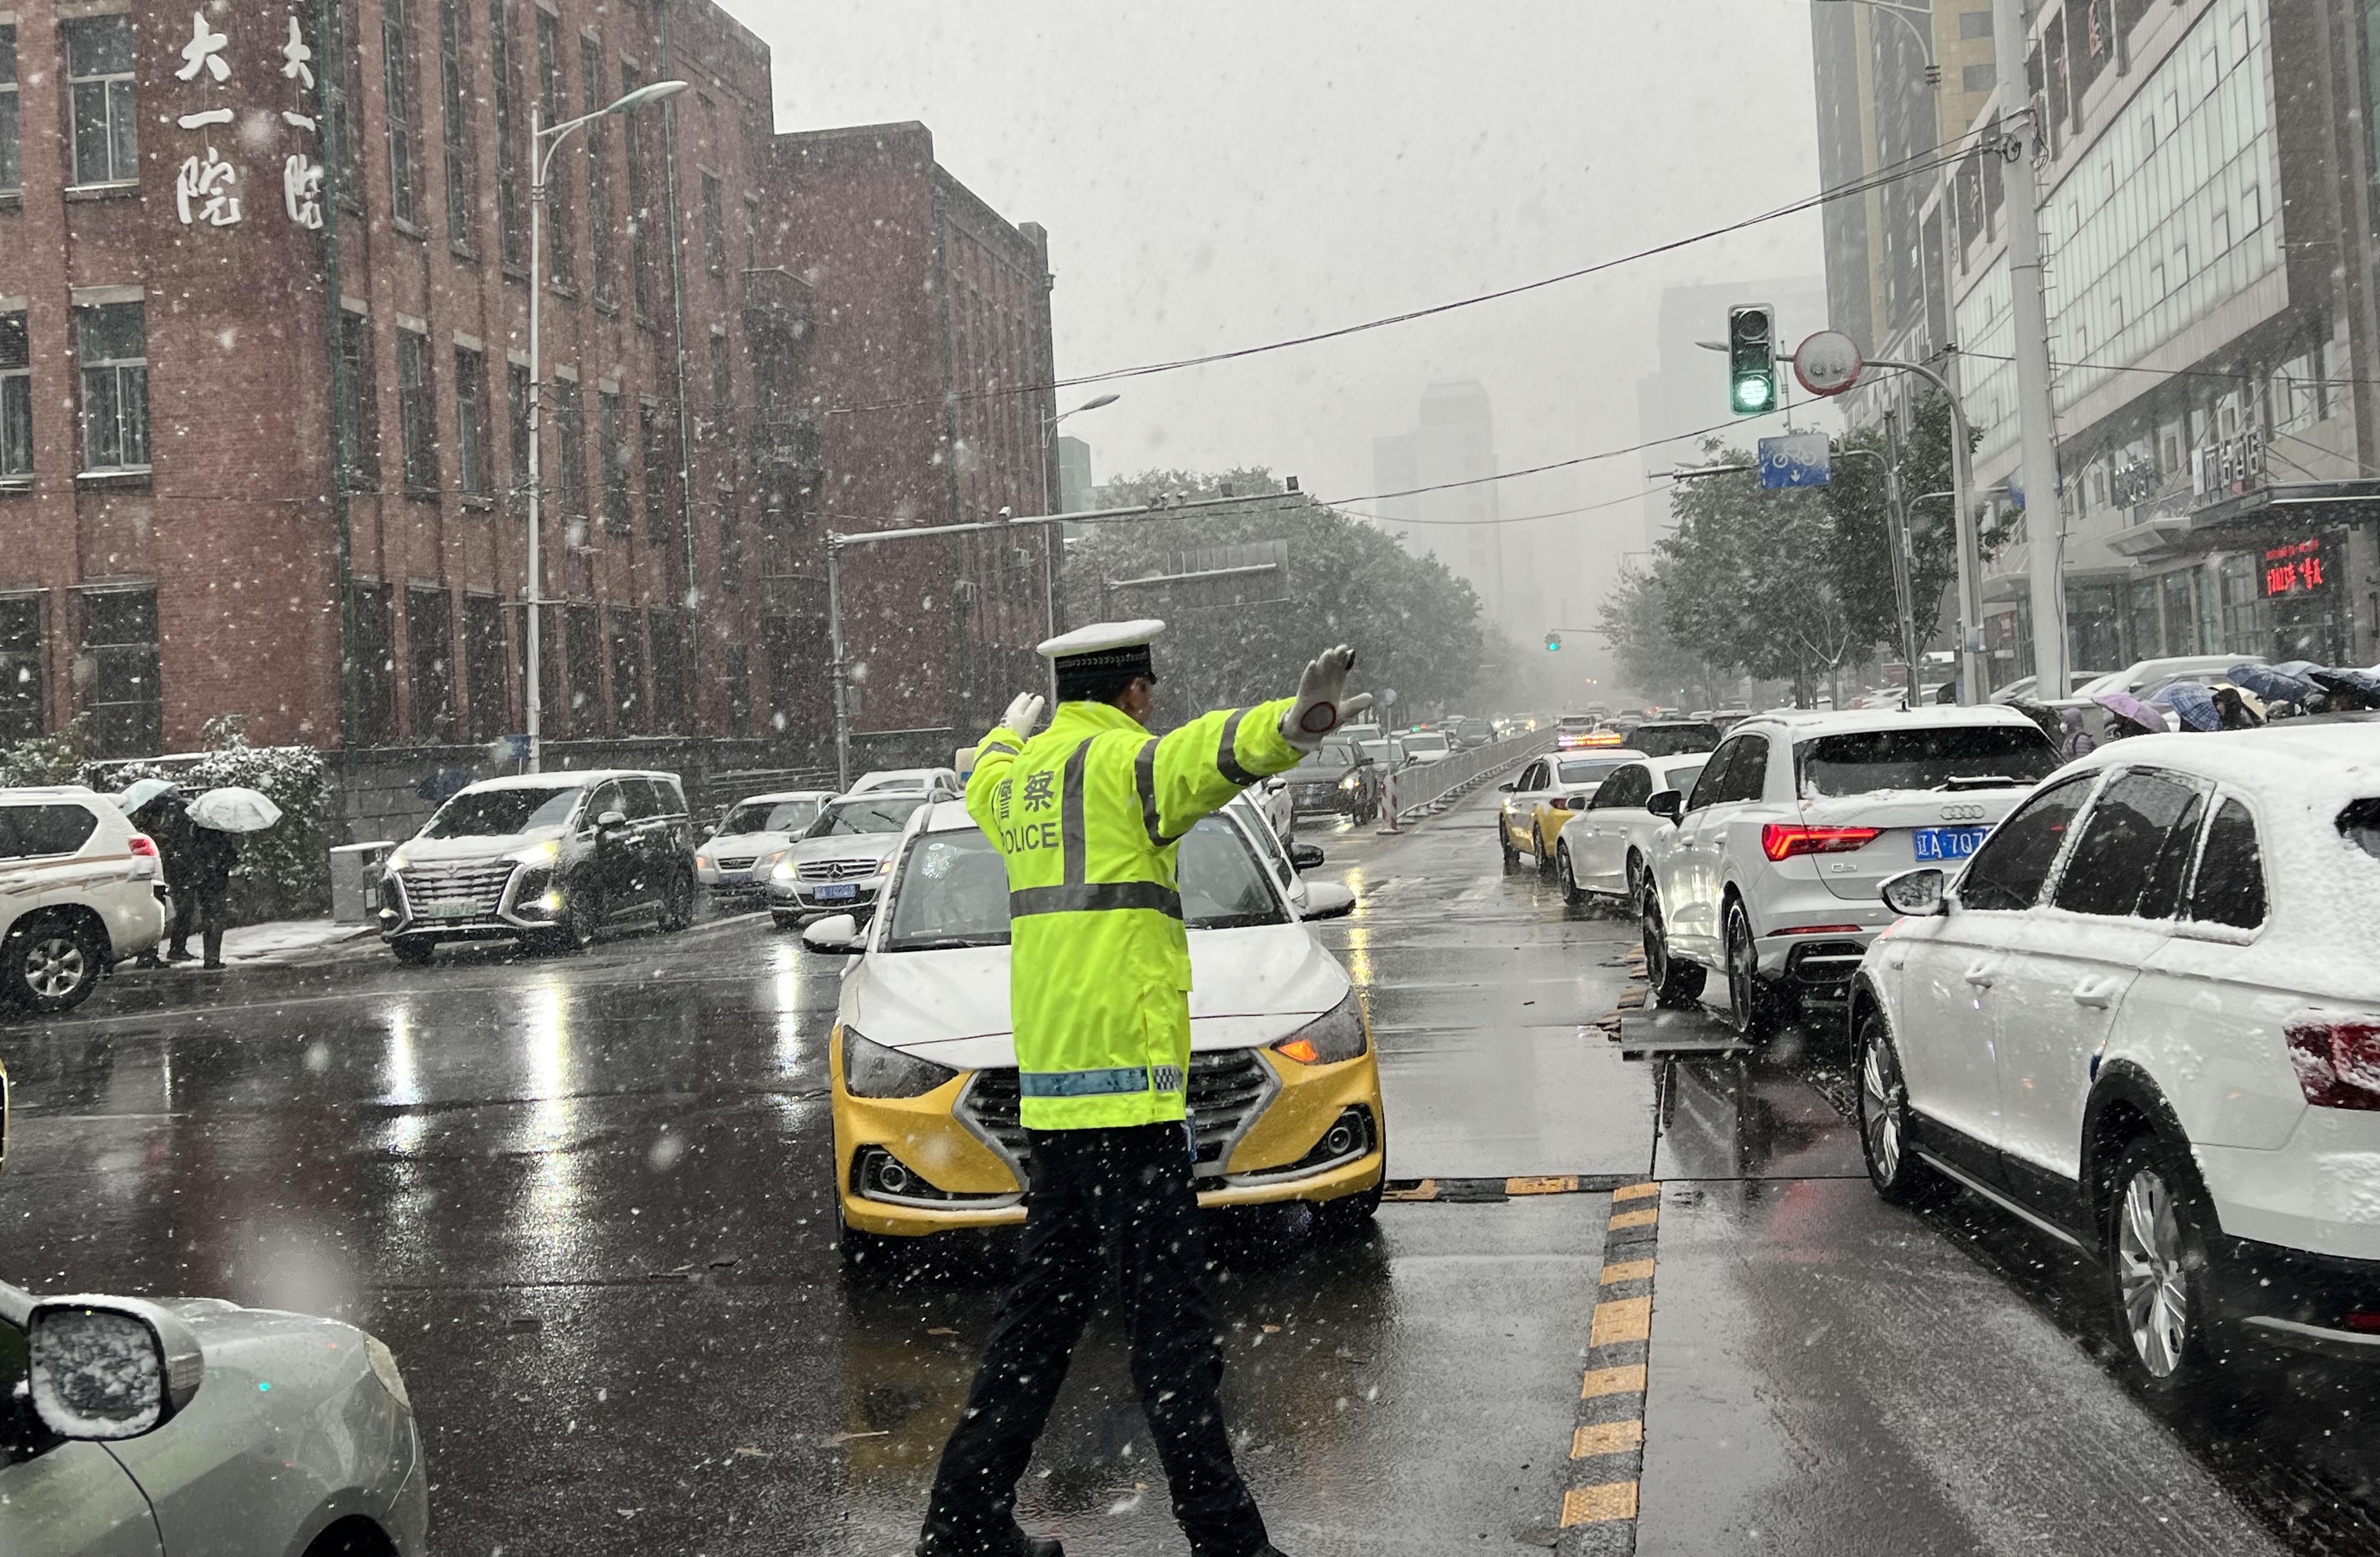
[1732,374,1775,413]
[1727,303,1777,417]
[1545,632,1561,652]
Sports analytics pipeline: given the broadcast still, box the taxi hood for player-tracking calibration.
[844,923,1351,1072]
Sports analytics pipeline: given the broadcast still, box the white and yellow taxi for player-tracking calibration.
[1497,749,1647,870]
[808,797,1386,1262]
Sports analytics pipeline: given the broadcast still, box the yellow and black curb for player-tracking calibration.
[1558,1180,1660,1555]
[1380,1173,1641,1203]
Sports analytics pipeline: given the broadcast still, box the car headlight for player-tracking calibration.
[1273,992,1368,1065]
[695,851,712,870]
[840,1025,960,1099]
[511,838,560,866]
[386,850,409,874]
[362,1334,413,1415]
[1339,773,1361,790]
[771,858,796,880]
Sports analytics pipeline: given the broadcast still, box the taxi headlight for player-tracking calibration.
[1272,992,1368,1066]
[841,1026,959,1099]
[362,1334,413,1415]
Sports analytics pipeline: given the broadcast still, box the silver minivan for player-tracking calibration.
[378,769,697,962]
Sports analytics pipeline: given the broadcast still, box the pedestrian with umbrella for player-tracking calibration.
[120,779,191,965]
[2092,690,2168,739]
[2212,685,2264,730]
[176,787,282,969]
[2161,681,2222,733]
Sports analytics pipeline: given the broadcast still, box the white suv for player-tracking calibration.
[1852,723,2380,1389]
[0,786,168,1014]
[1639,707,2059,1037]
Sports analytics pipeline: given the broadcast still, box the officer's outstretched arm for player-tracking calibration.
[1147,696,1301,840]
[965,693,1042,837]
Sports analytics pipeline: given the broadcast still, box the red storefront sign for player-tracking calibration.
[2264,537,2327,598]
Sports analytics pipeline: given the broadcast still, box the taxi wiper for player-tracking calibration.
[890,935,1010,951]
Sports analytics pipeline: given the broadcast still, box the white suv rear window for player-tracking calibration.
[1796,725,2057,798]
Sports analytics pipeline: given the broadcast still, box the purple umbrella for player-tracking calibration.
[2093,690,2169,736]
[2162,680,2221,732]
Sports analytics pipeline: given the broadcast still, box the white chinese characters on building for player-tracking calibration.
[283,154,323,229]
[177,146,243,227]
[176,10,230,84]
[281,16,314,89]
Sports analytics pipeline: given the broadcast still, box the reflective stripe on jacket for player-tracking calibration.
[967,696,1301,1130]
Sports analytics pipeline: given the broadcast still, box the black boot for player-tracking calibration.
[916,1524,1062,1557]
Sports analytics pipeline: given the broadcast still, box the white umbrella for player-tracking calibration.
[115,776,177,814]
[187,786,282,833]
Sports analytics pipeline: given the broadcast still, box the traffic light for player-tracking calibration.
[1728,303,1777,415]
[1545,631,1561,652]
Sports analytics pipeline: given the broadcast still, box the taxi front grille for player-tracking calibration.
[959,1049,1277,1181]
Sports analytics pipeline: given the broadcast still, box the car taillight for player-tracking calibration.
[2283,1020,2380,1111]
[1760,824,1881,862]
[127,834,159,859]
[2346,1311,2380,1334]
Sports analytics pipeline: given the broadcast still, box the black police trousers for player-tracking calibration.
[921,1121,1270,1557]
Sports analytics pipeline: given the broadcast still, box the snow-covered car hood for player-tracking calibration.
[779,831,905,869]
[397,824,564,864]
[842,923,1352,1070]
[705,830,795,860]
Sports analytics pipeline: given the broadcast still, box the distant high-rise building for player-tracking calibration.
[1634,280,1828,549]
[1414,382,1508,625]
[1370,434,1420,544]
[1055,435,1093,514]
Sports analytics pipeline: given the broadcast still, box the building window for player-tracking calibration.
[0,312,29,479]
[354,582,395,745]
[332,3,365,207]
[623,63,654,317]
[491,0,523,266]
[74,302,148,475]
[506,361,531,508]
[722,636,749,735]
[640,403,671,541]
[581,36,613,306]
[538,11,571,285]
[649,609,685,734]
[464,593,508,740]
[0,596,40,743]
[717,474,741,591]
[607,609,645,732]
[710,331,731,421]
[438,0,472,246]
[0,24,21,195]
[384,0,421,227]
[565,602,600,732]
[337,311,377,489]
[599,389,629,534]
[744,194,760,269]
[65,16,138,188]
[455,347,489,496]
[702,172,725,276]
[81,588,159,758]
[1960,9,1992,38]
[1962,62,1995,93]
[397,329,438,496]
[406,586,455,741]
[552,381,584,521]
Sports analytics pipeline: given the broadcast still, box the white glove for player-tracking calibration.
[1279,645,1374,753]
[998,691,1045,740]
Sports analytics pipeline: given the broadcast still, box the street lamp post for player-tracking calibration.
[1034,391,1119,652]
[524,78,688,773]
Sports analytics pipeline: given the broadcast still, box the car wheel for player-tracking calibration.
[390,938,435,967]
[2106,1135,2228,1392]
[1556,839,1585,905]
[1499,818,1521,870]
[1856,1011,1941,1206]
[1641,887,1706,1008]
[1532,825,1551,871]
[550,882,603,953]
[658,869,697,932]
[1723,900,1784,1040]
[2,913,102,1014]
[1313,1182,1383,1240]
[1624,852,1647,918]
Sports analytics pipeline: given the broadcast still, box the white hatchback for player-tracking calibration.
[1852,723,2380,1388]
[0,786,169,1014]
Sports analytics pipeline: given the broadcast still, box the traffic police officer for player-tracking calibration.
[917,621,1371,1557]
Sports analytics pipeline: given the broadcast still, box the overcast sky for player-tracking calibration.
[740,1,1831,654]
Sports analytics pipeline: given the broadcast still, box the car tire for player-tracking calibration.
[1556,839,1586,905]
[1722,899,1785,1040]
[390,938,436,967]
[1499,818,1521,870]
[658,869,697,933]
[1624,852,1647,919]
[1532,825,1552,871]
[549,881,603,954]
[1855,1011,1942,1207]
[2,912,103,1015]
[1313,1182,1383,1240]
[1641,887,1706,1008]
[2105,1134,2230,1393]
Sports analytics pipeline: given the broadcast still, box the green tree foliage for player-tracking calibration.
[1065,468,1492,724]
[1596,567,1724,707]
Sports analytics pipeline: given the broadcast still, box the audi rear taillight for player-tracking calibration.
[1760,823,1881,862]
[128,834,159,859]
[2284,1020,2380,1111]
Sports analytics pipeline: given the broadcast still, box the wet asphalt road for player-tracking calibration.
[4,788,2378,1556]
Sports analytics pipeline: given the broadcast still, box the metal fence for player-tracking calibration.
[1386,729,1554,823]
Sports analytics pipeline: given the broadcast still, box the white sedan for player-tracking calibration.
[1554,752,1713,909]
[1,1277,426,1555]
[695,789,833,897]
[1853,722,2380,1389]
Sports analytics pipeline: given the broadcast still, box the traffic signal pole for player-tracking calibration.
[1992,0,2068,697]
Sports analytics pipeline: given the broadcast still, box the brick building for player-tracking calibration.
[0,1,1055,822]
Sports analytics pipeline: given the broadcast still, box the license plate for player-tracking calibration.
[1912,825,1989,861]
[813,882,858,903]
[424,900,481,919]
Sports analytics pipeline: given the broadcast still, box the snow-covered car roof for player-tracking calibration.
[452,768,679,794]
[727,788,834,806]
[849,768,953,792]
[1739,704,2042,740]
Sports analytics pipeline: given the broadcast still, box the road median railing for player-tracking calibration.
[1379,729,1554,829]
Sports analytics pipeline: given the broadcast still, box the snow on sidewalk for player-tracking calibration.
[151,918,378,967]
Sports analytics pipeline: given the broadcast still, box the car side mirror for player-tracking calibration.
[28,1297,205,1441]
[801,913,863,954]
[1647,789,1684,822]
[1289,842,1326,870]
[596,809,628,831]
[1302,881,1357,920]
[1497,782,1515,793]
[1880,867,1948,918]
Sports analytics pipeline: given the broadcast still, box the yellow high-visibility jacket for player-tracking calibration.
[967,695,1302,1130]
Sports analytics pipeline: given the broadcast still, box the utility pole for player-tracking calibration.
[1991,0,2067,695]
[1880,410,1923,691]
